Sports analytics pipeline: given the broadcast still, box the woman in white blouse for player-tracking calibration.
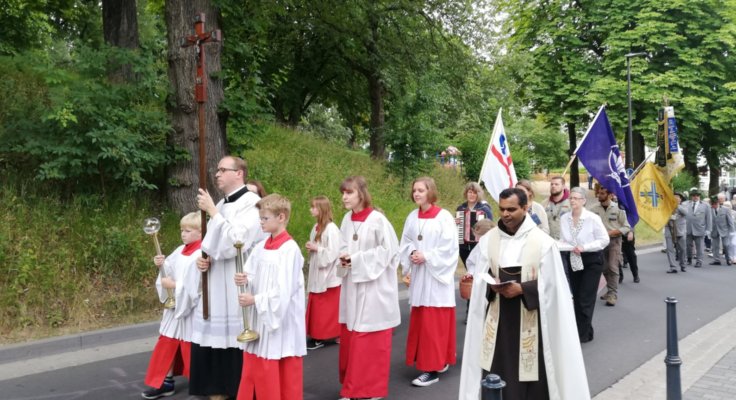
[557,186,609,343]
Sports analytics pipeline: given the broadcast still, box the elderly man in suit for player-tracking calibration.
[666,193,688,273]
[684,189,712,268]
[710,193,734,265]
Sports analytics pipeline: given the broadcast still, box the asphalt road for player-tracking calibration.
[3,248,736,399]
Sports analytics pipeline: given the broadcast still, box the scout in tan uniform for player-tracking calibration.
[588,186,630,306]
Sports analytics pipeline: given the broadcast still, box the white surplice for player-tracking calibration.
[459,217,590,400]
[242,238,307,359]
[155,244,200,341]
[307,222,342,293]
[398,207,459,307]
[338,210,400,332]
[191,190,264,349]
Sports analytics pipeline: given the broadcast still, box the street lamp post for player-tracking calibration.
[625,52,648,170]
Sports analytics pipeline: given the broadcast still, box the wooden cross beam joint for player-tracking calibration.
[179,13,222,103]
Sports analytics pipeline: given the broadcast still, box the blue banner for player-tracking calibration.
[666,107,679,154]
[576,107,639,227]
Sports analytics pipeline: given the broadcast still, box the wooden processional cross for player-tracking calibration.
[181,13,221,320]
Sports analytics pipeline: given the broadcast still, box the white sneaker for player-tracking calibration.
[412,371,439,387]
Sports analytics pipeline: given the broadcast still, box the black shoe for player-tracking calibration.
[695,263,702,268]
[141,380,175,399]
[412,371,439,387]
[667,268,678,273]
[681,267,686,272]
[710,261,722,266]
[727,260,733,266]
[633,276,640,283]
[307,339,324,350]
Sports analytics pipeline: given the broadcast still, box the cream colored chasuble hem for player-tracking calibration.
[479,227,544,382]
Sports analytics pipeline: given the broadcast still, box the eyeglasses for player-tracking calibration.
[216,167,239,174]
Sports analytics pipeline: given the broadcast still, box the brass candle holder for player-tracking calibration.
[144,217,176,309]
[235,241,259,343]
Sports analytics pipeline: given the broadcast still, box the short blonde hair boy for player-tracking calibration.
[472,219,495,238]
[257,194,292,222]
[180,211,202,230]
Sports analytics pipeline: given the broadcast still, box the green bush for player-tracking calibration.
[0,44,171,193]
[671,171,699,194]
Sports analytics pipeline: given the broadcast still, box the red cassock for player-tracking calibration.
[405,306,456,372]
[338,325,392,399]
[143,336,190,387]
[237,353,303,400]
[305,285,341,340]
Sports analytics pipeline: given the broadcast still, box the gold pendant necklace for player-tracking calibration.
[417,219,427,241]
[351,221,362,241]
[417,206,431,241]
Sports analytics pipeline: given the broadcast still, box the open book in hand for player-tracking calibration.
[480,271,517,287]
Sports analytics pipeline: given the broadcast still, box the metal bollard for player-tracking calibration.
[664,297,682,400]
[481,373,505,400]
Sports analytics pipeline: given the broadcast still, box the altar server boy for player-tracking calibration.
[234,194,306,400]
[141,212,202,399]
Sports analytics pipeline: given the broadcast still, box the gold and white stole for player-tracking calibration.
[479,227,544,382]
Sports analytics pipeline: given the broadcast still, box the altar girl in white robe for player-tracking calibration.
[235,194,306,400]
[399,176,459,388]
[142,212,202,399]
[337,176,400,400]
[305,196,342,348]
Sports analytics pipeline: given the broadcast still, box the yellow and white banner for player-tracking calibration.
[631,162,677,231]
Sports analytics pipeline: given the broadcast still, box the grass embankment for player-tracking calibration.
[0,125,468,344]
[242,127,468,247]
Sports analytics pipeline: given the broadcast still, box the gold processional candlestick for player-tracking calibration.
[235,241,259,343]
[144,218,176,309]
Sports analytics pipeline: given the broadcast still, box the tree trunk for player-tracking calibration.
[165,0,228,214]
[367,72,385,159]
[707,152,720,196]
[633,132,645,168]
[364,12,385,160]
[102,0,139,82]
[567,122,580,188]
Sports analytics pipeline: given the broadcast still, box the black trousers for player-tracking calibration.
[563,251,604,342]
[620,235,639,279]
[189,343,242,397]
[459,242,477,268]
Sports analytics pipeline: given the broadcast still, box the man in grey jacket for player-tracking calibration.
[684,189,712,268]
[710,193,734,265]
[666,193,688,273]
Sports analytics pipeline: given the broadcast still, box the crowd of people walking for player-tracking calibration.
[141,154,729,400]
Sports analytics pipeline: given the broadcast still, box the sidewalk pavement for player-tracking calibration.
[594,303,736,400]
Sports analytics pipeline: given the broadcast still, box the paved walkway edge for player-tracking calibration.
[593,304,736,400]
[0,322,159,364]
